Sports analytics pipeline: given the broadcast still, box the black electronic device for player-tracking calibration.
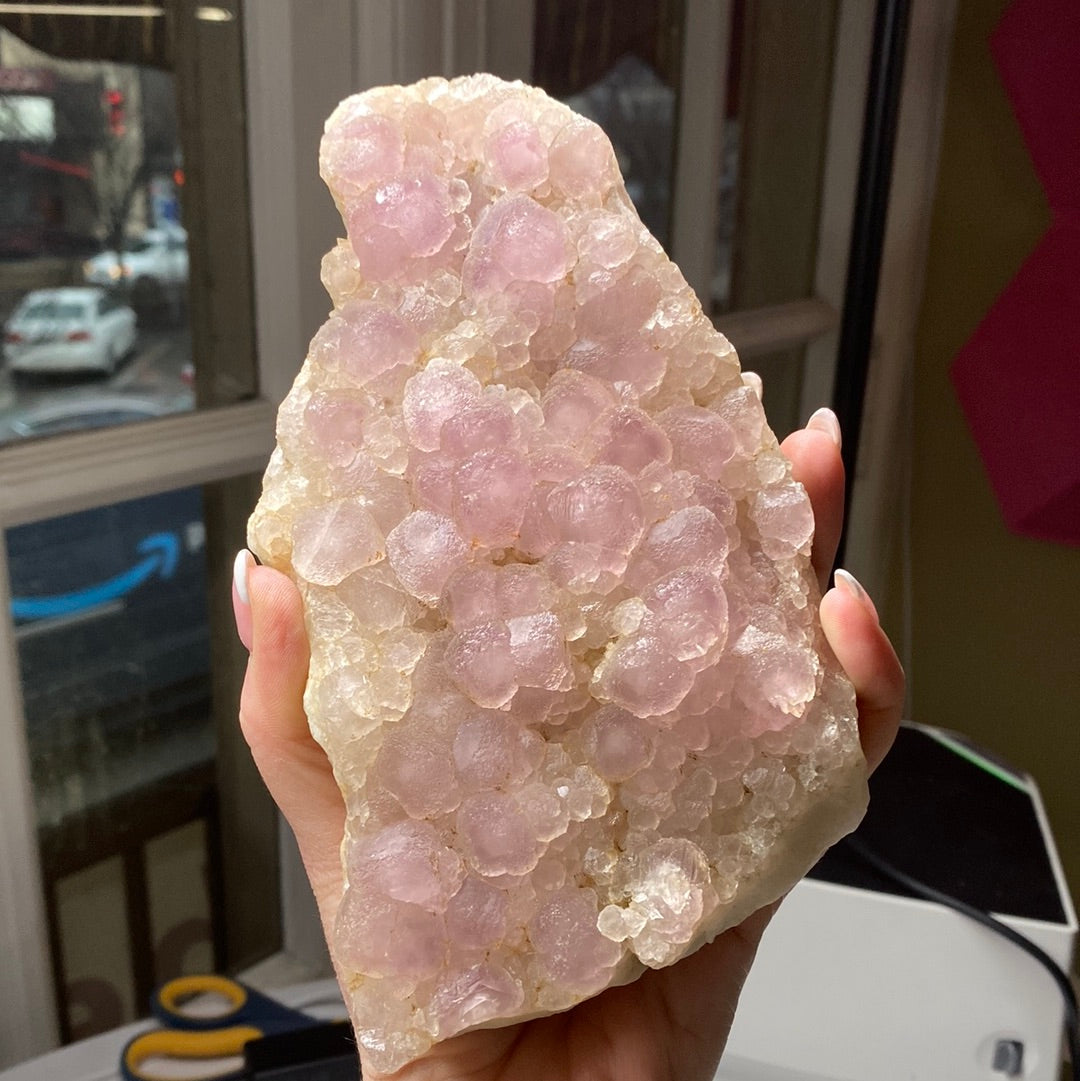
[244,1021,359,1081]
[811,723,1067,923]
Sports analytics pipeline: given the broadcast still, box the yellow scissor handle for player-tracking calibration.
[157,975,248,1017]
[123,1025,263,1081]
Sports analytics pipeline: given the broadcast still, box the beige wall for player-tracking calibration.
[911,0,1080,914]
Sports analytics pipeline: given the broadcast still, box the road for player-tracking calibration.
[0,325,193,441]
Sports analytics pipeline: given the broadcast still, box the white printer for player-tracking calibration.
[719,723,1077,1081]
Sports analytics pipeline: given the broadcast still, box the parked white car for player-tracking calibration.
[3,287,137,376]
[83,226,189,290]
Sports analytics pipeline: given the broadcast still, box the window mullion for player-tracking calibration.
[0,533,60,1064]
[243,0,306,408]
[800,0,875,422]
[482,0,534,81]
[0,400,275,529]
[716,297,840,363]
[670,0,733,308]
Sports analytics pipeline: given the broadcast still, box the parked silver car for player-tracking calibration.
[0,390,194,443]
[83,226,189,291]
[3,287,137,376]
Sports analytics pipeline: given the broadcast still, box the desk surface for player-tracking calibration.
[0,980,345,1081]
[1,975,834,1081]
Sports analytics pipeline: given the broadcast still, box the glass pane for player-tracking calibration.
[56,856,135,1041]
[714,0,839,315]
[532,0,684,251]
[530,1,838,322]
[8,486,219,1040]
[528,2,836,433]
[0,26,192,443]
[741,343,806,441]
[0,2,256,445]
[0,8,273,1057]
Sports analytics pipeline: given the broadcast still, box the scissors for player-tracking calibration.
[121,975,321,1081]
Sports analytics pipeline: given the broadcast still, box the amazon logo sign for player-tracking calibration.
[7,488,212,730]
[9,490,206,626]
[12,531,182,622]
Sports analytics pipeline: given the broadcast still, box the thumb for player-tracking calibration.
[235,558,345,913]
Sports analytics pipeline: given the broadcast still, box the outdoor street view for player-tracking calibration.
[0,27,194,442]
[0,24,211,774]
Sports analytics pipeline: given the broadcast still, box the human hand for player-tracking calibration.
[233,405,904,1081]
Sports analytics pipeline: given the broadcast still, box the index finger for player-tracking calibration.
[780,423,845,591]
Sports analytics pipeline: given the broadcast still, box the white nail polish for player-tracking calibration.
[807,407,842,449]
[233,549,253,606]
[742,371,764,399]
[834,568,868,604]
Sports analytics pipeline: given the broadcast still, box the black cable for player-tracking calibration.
[844,834,1079,1081]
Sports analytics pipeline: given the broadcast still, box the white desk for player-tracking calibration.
[0,980,344,1081]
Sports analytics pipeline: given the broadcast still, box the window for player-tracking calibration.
[0,92,56,140]
[10,487,216,1039]
[0,0,279,1063]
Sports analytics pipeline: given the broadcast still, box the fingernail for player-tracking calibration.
[835,568,870,605]
[835,568,880,624]
[233,549,253,606]
[741,371,763,399]
[807,407,842,449]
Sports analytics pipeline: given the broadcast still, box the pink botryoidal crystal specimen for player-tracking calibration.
[249,74,867,1072]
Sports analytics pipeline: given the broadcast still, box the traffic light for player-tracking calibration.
[103,89,126,137]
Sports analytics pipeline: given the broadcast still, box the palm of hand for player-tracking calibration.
[236,423,904,1081]
[377,899,776,1081]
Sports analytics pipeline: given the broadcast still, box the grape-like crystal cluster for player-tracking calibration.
[249,74,867,1073]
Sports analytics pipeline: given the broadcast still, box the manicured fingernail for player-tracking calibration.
[835,568,868,605]
[233,549,253,606]
[807,407,842,448]
[742,371,763,399]
[835,568,880,624]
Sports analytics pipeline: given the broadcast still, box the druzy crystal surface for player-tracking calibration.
[249,74,866,1072]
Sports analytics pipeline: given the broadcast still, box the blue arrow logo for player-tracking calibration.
[11,532,181,621]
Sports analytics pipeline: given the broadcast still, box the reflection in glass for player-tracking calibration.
[742,343,807,442]
[712,115,740,312]
[717,1,838,317]
[530,2,837,331]
[532,0,684,251]
[8,487,219,1040]
[0,25,193,445]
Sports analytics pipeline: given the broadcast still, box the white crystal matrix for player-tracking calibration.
[249,75,867,1072]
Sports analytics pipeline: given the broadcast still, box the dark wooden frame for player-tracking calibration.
[37,759,226,1042]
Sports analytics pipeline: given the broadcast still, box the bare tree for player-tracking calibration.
[93,64,146,262]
